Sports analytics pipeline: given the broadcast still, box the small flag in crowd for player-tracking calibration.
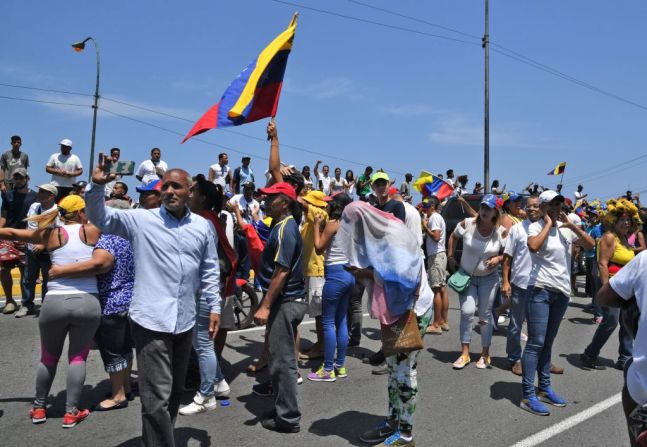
[413,174,454,200]
[182,13,298,143]
[547,162,566,176]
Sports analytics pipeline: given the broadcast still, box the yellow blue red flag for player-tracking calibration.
[182,13,298,143]
[547,162,566,175]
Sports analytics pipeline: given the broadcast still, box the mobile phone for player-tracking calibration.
[104,160,135,176]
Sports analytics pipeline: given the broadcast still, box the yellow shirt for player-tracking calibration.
[301,205,327,277]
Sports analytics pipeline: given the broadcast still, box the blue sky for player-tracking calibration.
[2,0,646,201]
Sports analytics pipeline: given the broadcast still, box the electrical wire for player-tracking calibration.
[0,82,93,97]
[269,0,480,46]
[305,0,647,113]
[99,106,267,160]
[0,94,90,108]
[563,154,647,187]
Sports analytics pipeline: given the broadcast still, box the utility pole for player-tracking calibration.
[483,0,490,193]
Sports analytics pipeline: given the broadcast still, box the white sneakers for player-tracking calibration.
[214,379,230,398]
[180,392,217,415]
[180,380,230,416]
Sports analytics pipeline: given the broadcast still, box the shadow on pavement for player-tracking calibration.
[115,427,212,447]
[568,317,595,325]
[490,381,521,406]
[560,352,616,371]
[362,327,381,341]
[426,347,459,364]
[309,410,383,446]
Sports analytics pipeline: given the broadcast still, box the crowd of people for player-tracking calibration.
[2,128,647,447]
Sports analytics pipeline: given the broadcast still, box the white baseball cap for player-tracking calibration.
[38,183,58,196]
[59,139,73,147]
[538,190,565,204]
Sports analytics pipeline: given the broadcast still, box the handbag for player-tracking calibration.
[447,268,471,293]
[447,221,497,294]
[381,310,424,357]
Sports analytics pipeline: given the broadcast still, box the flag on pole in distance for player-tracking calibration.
[182,13,298,143]
[413,174,454,200]
[547,162,566,175]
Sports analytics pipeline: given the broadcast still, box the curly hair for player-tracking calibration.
[601,198,642,232]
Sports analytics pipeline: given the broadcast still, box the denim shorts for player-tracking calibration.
[95,312,134,373]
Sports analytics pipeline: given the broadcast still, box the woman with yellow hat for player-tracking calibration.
[581,198,642,370]
[0,194,101,428]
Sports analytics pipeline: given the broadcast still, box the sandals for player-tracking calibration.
[452,355,471,369]
[246,359,268,373]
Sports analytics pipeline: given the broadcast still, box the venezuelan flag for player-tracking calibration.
[413,175,454,200]
[547,162,566,175]
[182,14,298,143]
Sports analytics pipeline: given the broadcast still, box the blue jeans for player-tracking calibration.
[506,284,528,363]
[321,264,355,371]
[458,271,499,348]
[521,287,569,398]
[193,297,224,397]
[584,306,633,362]
[21,249,50,309]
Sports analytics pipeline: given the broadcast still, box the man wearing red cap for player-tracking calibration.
[253,181,307,434]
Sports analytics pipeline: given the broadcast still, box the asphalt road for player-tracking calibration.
[0,282,631,446]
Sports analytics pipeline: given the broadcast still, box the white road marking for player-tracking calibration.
[230,312,371,334]
[510,393,622,447]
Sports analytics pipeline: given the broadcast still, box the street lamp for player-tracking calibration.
[72,37,100,179]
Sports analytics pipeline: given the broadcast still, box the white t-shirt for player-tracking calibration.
[403,202,424,256]
[47,153,83,187]
[425,212,446,256]
[610,252,647,405]
[227,194,260,224]
[26,202,58,251]
[346,181,356,198]
[329,177,347,194]
[574,191,584,201]
[318,174,332,195]
[454,218,506,277]
[527,221,578,296]
[210,163,231,189]
[504,220,533,289]
[137,159,167,185]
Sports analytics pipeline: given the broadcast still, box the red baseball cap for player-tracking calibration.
[259,182,297,201]
[388,187,399,196]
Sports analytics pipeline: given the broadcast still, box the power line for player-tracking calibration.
[563,154,647,187]
[310,0,647,113]
[100,96,396,172]
[269,0,480,46]
[0,82,93,98]
[99,106,266,160]
[0,94,90,108]
[347,0,482,40]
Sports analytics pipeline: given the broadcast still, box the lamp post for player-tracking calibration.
[72,37,100,179]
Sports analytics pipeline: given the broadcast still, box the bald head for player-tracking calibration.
[161,169,192,217]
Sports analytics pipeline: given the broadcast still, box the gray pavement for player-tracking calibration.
[0,285,631,446]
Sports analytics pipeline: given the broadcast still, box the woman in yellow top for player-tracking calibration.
[581,198,641,370]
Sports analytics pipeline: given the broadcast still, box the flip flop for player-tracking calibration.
[93,400,128,412]
[246,360,268,373]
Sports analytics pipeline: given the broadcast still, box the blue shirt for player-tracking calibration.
[258,215,306,300]
[95,234,134,316]
[85,182,221,334]
[585,223,603,258]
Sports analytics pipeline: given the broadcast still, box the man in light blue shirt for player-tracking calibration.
[86,158,221,447]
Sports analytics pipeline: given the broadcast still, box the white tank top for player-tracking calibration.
[48,223,98,295]
[324,231,348,266]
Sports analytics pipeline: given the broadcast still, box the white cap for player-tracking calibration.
[37,183,58,196]
[59,138,73,147]
[538,190,564,204]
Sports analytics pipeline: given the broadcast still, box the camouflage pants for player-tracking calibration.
[385,306,433,434]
